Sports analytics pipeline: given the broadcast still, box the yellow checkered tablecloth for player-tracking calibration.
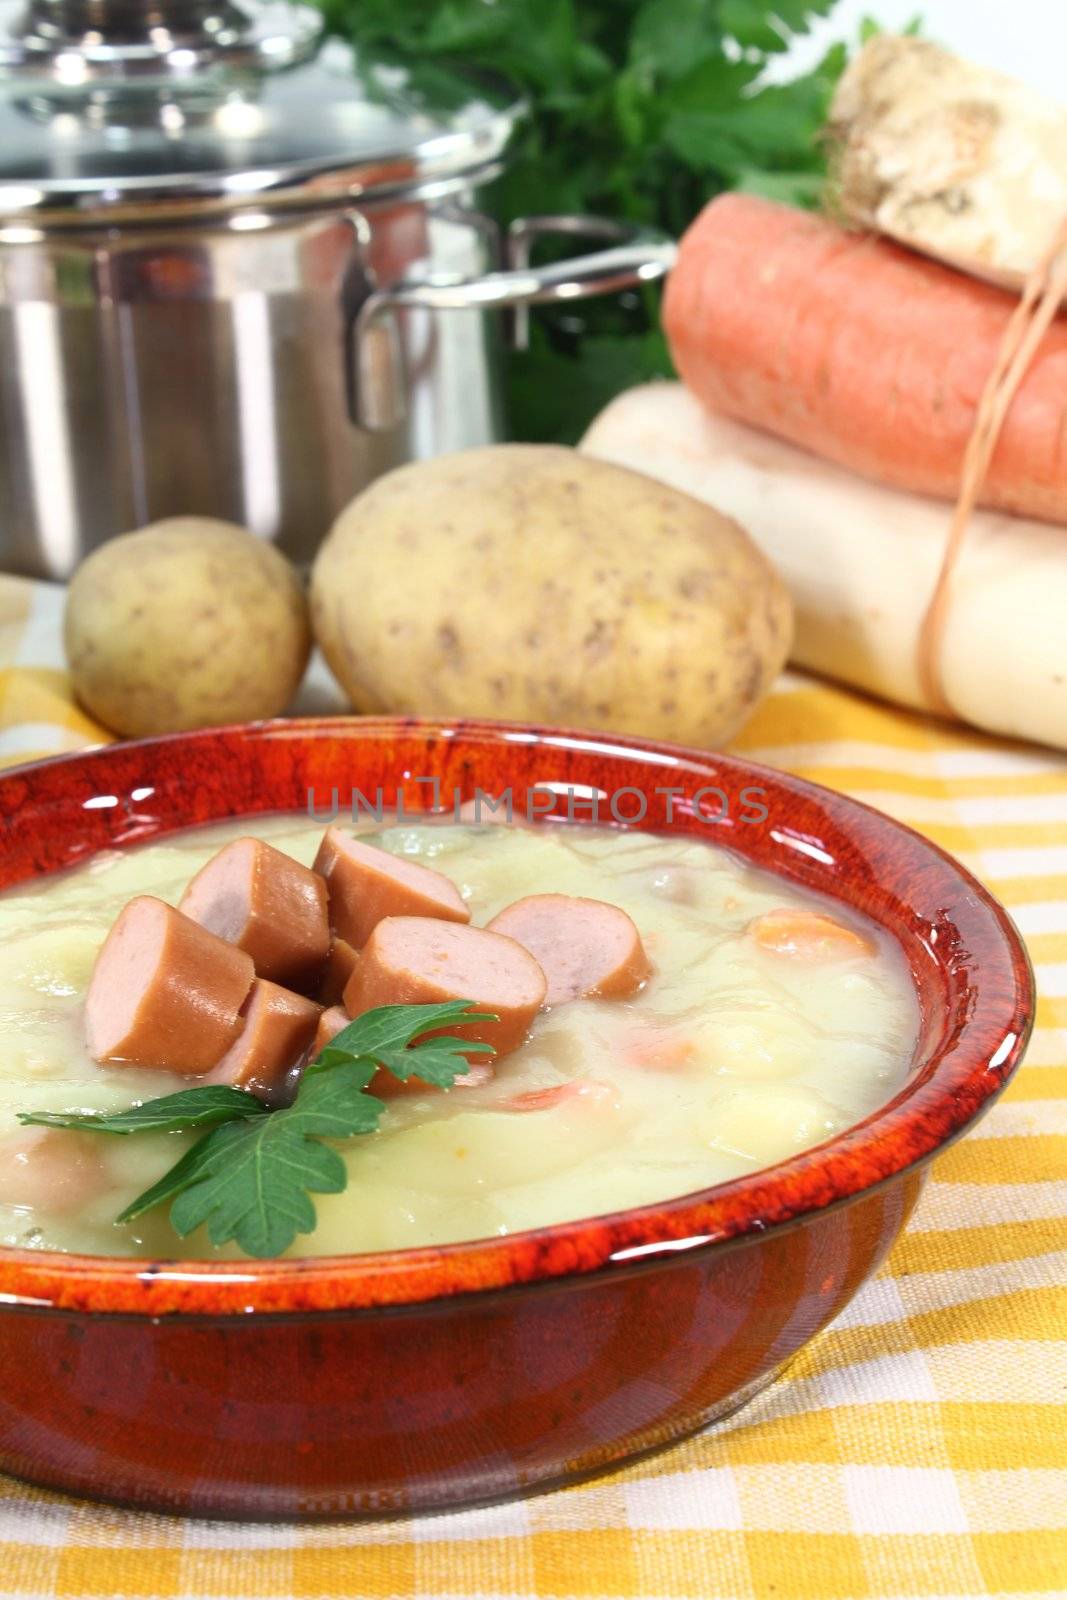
[0,571,1064,1599]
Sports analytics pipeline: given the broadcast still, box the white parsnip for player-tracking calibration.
[582,385,1067,750]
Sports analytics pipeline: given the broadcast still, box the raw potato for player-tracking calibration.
[582,383,1067,751]
[828,35,1067,289]
[65,518,311,737]
[311,445,792,747]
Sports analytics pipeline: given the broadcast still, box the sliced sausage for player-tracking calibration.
[313,828,469,949]
[209,979,322,1105]
[343,917,546,1092]
[179,837,330,992]
[311,1003,350,1059]
[486,894,650,1006]
[318,936,359,1005]
[85,896,255,1073]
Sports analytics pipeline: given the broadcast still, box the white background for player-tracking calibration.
[786,0,1066,97]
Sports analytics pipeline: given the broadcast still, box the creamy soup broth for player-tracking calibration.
[0,818,918,1258]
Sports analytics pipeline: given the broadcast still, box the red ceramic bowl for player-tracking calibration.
[0,718,1032,1519]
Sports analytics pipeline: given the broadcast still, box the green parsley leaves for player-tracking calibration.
[137,1060,386,1259]
[322,0,849,441]
[19,1001,495,1260]
[20,1085,268,1137]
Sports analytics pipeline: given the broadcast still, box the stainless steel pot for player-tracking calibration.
[0,0,675,578]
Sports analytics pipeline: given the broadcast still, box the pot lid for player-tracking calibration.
[0,0,523,219]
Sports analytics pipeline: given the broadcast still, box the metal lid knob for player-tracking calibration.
[0,0,523,217]
[0,0,321,75]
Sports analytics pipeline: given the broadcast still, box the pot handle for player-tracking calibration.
[351,217,676,431]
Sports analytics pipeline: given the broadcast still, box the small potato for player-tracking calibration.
[311,445,792,747]
[65,518,311,737]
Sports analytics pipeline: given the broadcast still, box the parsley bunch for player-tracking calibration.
[318,0,849,441]
[21,1002,494,1259]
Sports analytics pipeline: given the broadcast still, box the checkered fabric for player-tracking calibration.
[0,572,1063,1599]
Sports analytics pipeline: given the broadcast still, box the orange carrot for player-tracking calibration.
[748,908,873,961]
[663,193,1067,524]
[503,1081,616,1113]
[624,1028,696,1072]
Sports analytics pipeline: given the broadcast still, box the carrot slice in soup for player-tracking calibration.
[503,1081,616,1113]
[624,1028,696,1072]
[748,908,874,960]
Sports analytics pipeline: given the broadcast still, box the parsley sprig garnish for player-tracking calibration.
[19,1002,494,1259]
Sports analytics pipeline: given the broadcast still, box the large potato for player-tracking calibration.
[65,518,310,737]
[311,445,792,746]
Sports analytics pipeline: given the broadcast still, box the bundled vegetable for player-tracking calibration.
[827,35,1067,291]
[662,190,1067,525]
[582,383,1067,751]
[618,33,1067,752]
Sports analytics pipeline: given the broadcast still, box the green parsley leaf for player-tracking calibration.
[319,0,852,441]
[23,1001,499,1259]
[728,0,838,39]
[116,1118,259,1224]
[733,167,828,208]
[663,47,846,177]
[166,1062,386,1258]
[629,0,725,82]
[311,1000,496,1089]
[18,1085,266,1136]
[859,13,922,45]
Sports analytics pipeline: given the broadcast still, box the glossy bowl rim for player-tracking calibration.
[0,715,1034,1317]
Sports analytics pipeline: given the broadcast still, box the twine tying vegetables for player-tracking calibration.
[917,211,1067,716]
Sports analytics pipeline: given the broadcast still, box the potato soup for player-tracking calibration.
[0,819,919,1259]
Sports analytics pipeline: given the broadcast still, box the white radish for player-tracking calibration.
[582,383,1067,750]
